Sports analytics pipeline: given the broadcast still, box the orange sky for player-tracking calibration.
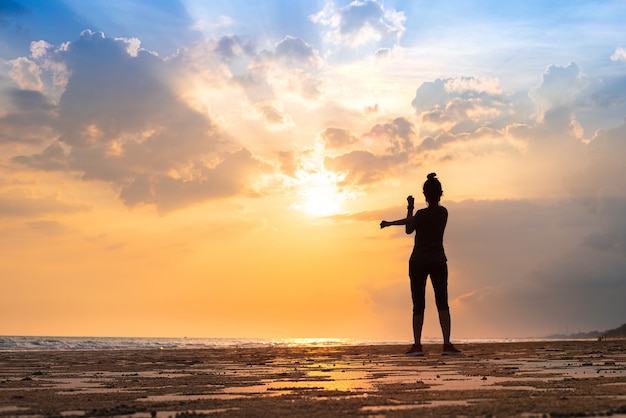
[1,1,626,340]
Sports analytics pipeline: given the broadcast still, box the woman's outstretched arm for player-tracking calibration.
[381,196,416,233]
[405,195,415,234]
[380,218,408,228]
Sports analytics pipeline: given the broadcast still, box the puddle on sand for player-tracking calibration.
[485,358,626,379]
[139,393,247,402]
[368,365,541,392]
[137,370,372,401]
[361,399,485,412]
[60,410,85,417]
[0,406,30,414]
[49,377,146,396]
[267,369,371,392]
[111,409,240,417]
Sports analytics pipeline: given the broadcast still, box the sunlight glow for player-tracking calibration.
[302,184,343,216]
[289,142,350,217]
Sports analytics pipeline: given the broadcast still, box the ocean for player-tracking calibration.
[0,336,559,351]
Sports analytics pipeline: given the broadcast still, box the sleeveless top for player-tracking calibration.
[408,205,448,265]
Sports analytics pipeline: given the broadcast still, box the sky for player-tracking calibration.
[1,0,626,341]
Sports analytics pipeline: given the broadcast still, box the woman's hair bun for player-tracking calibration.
[427,172,437,180]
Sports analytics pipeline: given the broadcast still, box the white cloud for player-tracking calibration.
[10,31,271,213]
[310,0,406,48]
[610,47,626,62]
[8,57,43,91]
[28,40,70,100]
[412,76,527,139]
[529,63,588,115]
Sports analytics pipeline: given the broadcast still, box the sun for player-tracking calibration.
[294,169,347,217]
[302,183,343,217]
[289,142,351,217]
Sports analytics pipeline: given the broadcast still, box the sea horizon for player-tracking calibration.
[0,335,597,351]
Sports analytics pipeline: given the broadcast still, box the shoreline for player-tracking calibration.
[1,335,616,352]
[1,340,625,417]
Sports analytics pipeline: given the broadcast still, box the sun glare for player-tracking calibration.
[289,143,350,217]
[302,183,343,217]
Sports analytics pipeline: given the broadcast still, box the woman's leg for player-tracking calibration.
[431,262,451,343]
[438,310,451,345]
[413,313,425,345]
[409,263,428,345]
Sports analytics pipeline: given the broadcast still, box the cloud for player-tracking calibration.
[411,76,523,135]
[277,150,297,177]
[214,35,255,61]
[372,197,626,337]
[530,63,588,115]
[325,150,403,186]
[321,127,359,149]
[323,117,416,186]
[610,47,626,62]
[8,57,43,90]
[12,141,68,169]
[0,88,56,144]
[10,30,271,213]
[310,0,405,48]
[210,34,323,123]
[273,36,321,68]
[366,117,416,154]
[406,68,600,163]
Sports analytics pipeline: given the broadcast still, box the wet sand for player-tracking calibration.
[1,340,625,417]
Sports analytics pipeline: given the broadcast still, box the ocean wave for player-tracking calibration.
[0,336,568,351]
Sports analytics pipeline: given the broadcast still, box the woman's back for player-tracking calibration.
[410,205,447,264]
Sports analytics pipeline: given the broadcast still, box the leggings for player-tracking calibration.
[409,261,449,315]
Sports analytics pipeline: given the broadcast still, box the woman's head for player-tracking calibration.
[423,172,443,203]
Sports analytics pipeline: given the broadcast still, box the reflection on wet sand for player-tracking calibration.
[1,340,625,417]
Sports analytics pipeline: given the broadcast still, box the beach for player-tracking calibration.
[1,340,625,417]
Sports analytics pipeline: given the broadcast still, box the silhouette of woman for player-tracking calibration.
[380,173,461,356]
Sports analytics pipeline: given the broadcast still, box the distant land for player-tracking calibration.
[546,323,626,340]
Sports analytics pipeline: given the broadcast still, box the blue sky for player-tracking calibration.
[1,0,626,339]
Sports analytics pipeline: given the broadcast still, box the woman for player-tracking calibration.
[380,173,461,356]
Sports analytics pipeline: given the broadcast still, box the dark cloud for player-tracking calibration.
[323,117,416,186]
[339,0,390,35]
[257,103,289,126]
[0,88,56,144]
[321,127,359,149]
[325,150,404,185]
[11,30,271,213]
[374,48,390,58]
[370,197,626,337]
[215,35,255,60]
[126,148,269,213]
[12,142,68,170]
[366,117,415,154]
[274,36,317,67]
